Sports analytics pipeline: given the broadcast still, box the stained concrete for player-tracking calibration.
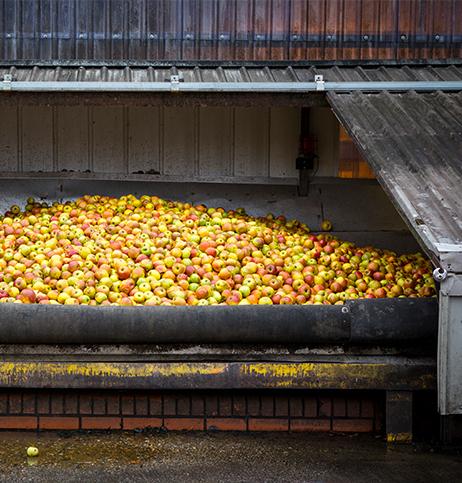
[0,432,460,482]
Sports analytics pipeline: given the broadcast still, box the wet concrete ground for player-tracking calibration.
[0,431,460,482]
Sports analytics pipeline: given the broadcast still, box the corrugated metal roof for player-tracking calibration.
[0,0,460,63]
[328,90,462,272]
[1,63,462,84]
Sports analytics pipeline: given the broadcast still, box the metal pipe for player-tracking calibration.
[0,299,437,345]
[2,80,462,92]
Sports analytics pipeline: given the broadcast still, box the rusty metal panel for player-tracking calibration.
[0,0,460,62]
[182,0,199,60]
[413,0,433,60]
[324,0,342,61]
[453,0,462,59]
[75,0,91,59]
[253,0,271,61]
[397,0,415,60]
[199,0,217,60]
[109,0,127,61]
[270,0,290,61]
[342,0,362,60]
[378,0,398,60]
[20,0,38,60]
[127,0,146,60]
[307,0,325,60]
[289,0,308,61]
[360,0,380,60]
[163,0,182,60]
[92,0,109,60]
[2,0,19,60]
[235,0,253,60]
[146,0,163,60]
[0,359,436,390]
[431,0,454,60]
[38,0,54,60]
[216,0,235,60]
[56,0,73,60]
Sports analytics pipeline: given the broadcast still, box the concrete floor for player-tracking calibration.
[0,432,460,483]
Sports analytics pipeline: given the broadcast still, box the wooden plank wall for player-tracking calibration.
[0,105,300,180]
[0,0,459,62]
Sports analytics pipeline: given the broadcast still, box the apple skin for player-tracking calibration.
[0,194,435,306]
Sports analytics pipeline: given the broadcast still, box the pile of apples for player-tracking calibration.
[0,195,436,306]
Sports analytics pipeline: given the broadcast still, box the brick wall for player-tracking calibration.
[0,390,383,433]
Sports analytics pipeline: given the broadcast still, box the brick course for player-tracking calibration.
[0,390,383,433]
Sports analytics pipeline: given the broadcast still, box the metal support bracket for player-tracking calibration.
[170,74,180,92]
[386,390,413,443]
[2,74,12,91]
[314,74,325,91]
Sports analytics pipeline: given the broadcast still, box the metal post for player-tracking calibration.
[386,390,413,443]
[438,274,462,416]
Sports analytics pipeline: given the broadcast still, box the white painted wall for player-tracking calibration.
[0,105,302,181]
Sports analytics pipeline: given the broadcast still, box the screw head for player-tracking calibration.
[433,267,447,282]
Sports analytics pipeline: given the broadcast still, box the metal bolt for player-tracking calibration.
[6,33,11,38]
[362,34,369,41]
[341,306,349,314]
[434,34,441,41]
[219,34,225,40]
[149,33,157,39]
[292,34,299,41]
[433,267,447,282]
[400,34,407,41]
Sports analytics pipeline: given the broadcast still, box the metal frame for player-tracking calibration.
[2,78,462,93]
[438,274,462,415]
